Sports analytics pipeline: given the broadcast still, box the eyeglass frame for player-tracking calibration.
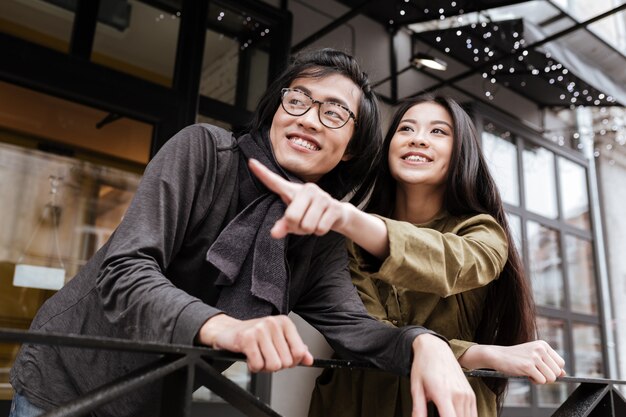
[279,88,357,129]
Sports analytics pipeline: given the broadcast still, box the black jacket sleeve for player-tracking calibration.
[293,233,444,376]
[95,125,223,345]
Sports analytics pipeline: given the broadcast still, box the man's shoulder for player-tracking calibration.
[193,123,238,151]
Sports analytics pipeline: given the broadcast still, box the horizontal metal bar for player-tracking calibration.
[0,327,243,359]
[467,369,626,385]
[4,328,626,386]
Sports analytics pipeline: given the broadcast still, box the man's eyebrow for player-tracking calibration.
[291,85,351,109]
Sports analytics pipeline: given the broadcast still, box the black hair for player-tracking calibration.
[250,48,382,205]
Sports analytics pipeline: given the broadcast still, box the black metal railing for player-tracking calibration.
[2,328,625,417]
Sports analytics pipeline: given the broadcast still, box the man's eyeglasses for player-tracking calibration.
[280,88,357,129]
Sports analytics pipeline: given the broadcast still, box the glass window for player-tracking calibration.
[481,125,519,206]
[0,142,141,400]
[506,213,522,260]
[558,157,590,230]
[92,0,179,86]
[523,145,558,219]
[565,235,598,314]
[199,2,273,108]
[587,10,626,56]
[0,0,74,53]
[0,81,152,165]
[504,380,530,407]
[246,48,270,112]
[551,0,626,54]
[200,28,240,105]
[536,317,568,406]
[572,323,604,377]
[527,221,564,308]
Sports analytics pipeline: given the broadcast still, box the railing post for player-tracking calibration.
[160,354,196,417]
[551,383,610,416]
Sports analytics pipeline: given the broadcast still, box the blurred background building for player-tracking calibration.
[0,1,624,416]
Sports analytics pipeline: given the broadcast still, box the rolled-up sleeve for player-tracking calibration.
[365,214,508,297]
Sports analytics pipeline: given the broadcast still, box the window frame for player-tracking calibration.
[471,102,609,416]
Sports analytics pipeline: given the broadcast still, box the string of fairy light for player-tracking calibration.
[154,6,271,52]
[156,1,625,160]
[393,1,624,159]
[392,1,620,106]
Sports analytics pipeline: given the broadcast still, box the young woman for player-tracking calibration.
[250,94,566,417]
[9,52,476,417]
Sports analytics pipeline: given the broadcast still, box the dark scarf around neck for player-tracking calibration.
[206,130,305,319]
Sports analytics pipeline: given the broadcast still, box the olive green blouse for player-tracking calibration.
[309,211,508,417]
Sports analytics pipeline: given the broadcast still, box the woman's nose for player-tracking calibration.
[409,134,429,147]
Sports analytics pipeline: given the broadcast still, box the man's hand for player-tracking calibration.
[410,334,477,417]
[459,341,566,384]
[198,313,314,372]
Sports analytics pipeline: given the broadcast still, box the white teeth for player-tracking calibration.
[404,155,428,162]
[290,137,320,151]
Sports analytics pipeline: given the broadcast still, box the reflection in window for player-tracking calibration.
[552,0,626,55]
[200,2,272,108]
[565,235,598,314]
[92,0,179,86]
[527,221,564,308]
[536,317,568,406]
[523,145,558,219]
[200,28,240,105]
[573,324,604,378]
[587,10,626,56]
[0,142,140,400]
[558,157,590,230]
[0,0,74,53]
[481,126,519,206]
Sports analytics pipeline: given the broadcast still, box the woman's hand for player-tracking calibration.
[249,159,390,257]
[249,158,353,238]
[459,340,566,384]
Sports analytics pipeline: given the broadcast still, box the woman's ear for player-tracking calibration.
[341,152,353,161]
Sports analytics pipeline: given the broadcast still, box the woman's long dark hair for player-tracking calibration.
[366,94,536,410]
[250,48,382,206]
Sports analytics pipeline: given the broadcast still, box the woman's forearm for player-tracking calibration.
[336,202,390,259]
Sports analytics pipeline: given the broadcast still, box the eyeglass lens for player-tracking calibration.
[281,89,351,129]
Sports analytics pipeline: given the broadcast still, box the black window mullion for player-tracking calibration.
[152,0,210,154]
[70,0,100,59]
[586,162,613,379]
